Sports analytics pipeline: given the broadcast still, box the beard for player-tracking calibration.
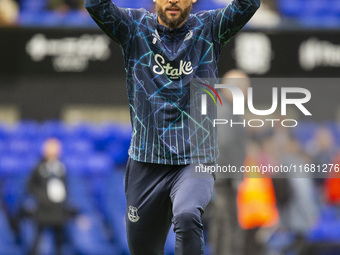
[156,3,192,29]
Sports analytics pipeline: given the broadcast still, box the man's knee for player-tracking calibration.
[172,211,203,233]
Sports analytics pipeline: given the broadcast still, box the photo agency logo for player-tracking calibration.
[200,83,312,128]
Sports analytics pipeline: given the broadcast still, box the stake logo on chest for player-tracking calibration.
[153,54,193,80]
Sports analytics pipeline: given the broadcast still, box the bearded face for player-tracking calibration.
[155,1,193,29]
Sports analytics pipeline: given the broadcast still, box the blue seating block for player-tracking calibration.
[0,208,22,255]
[277,0,304,17]
[307,206,340,242]
[68,214,118,255]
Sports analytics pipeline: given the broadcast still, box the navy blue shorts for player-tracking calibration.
[125,158,215,255]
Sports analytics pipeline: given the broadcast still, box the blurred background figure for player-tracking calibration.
[326,151,340,205]
[249,0,281,28]
[277,133,319,254]
[312,127,337,193]
[238,137,280,255]
[0,0,19,26]
[209,70,250,255]
[27,138,75,255]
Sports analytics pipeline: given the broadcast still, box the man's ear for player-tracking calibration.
[192,0,197,3]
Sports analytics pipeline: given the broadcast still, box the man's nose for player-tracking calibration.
[169,0,179,3]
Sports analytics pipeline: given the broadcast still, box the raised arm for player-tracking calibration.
[212,0,260,47]
[85,0,136,46]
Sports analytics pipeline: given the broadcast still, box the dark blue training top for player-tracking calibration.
[85,0,260,165]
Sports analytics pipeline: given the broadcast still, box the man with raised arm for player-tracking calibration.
[85,0,260,254]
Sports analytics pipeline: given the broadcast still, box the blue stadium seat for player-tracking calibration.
[12,121,39,141]
[67,213,118,255]
[85,153,113,176]
[301,16,340,28]
[39,120,65,140]
[92,123,131,151]
[324,122,340,147]
[105,124,131,165]
[0,154,28,177]
[2,176,29,217]
[0,123,11,141]
[277,0,340,28]
[18,12,41,26]
[62,139,95,158]
[20,219,35,253]
[67,175,97,213]
[98,170,129,254]
[36,229,55,255]
[61,11,97,27]
[19,219,74,255]
[8,139,39,157]
[277,0,304,18]
[113,0,149,9]
[0,140,7,155]
[306,0,330,16]
[292,121,317,149]
[194,0,226,12]
[64,152,113,177]
[0,207,22,255]
[21,0,47,13]
[332,0,340,15]
[63,155,88,176]
[307,205,340,242]
[267,230,297,254]
[63,123,97,141]
[0,245,22,255]
[107,140,130,165]
[91,125,114,151]
[41,12,69,27]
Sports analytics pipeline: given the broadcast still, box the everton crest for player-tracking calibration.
[128,206,140,223]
